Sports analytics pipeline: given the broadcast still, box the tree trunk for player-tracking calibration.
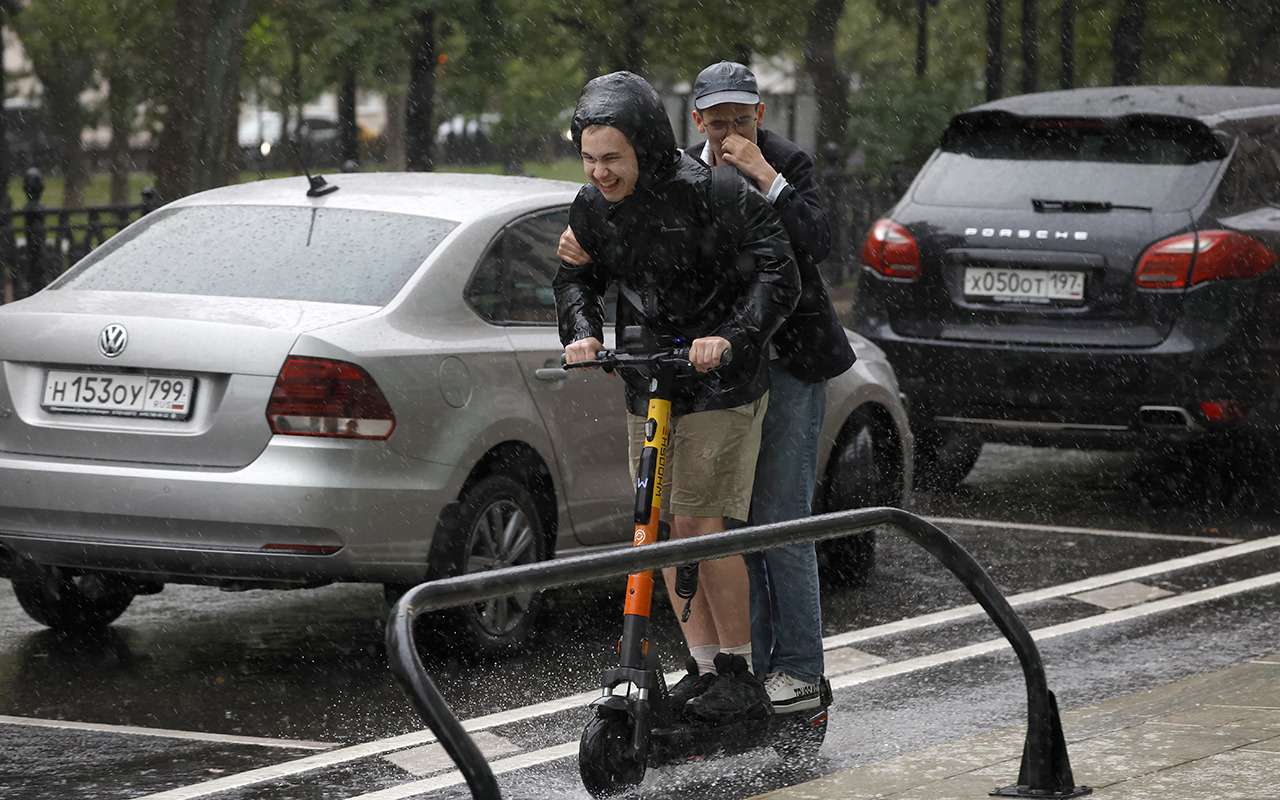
[405,9,437,172]
[51,93,87,208]
[803,0,851,282]
[287,39,303,141]
[384,86,406,170]
[620,0,646,75]
[1021,0,1038,93]
[339,65,358,165]
[0,15,10,304]
[916,0,928,78]
[106,71,132,205]
[1111,0,1146,86]
[1226,1,1280,85]
[1059,0,1075,89]
[985,0,1004,101]
[154,0,252,201]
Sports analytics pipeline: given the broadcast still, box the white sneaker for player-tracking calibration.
[763,671,822,712]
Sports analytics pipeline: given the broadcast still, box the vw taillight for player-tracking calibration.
[266,356,396,440]
[1136,230,1275,290]
[861,218,921,281]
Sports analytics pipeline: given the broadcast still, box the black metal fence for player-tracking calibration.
[0,167,160,304]
[388,508,1091,800]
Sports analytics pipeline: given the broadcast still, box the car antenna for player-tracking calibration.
[286,132,339,198]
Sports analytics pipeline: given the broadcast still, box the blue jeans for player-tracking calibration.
[744,362,826,683]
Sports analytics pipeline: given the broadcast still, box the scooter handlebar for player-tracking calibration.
[561,345,730,372]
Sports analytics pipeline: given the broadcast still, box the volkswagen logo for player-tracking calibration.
[98,323,128,358]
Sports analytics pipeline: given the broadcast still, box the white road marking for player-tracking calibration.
[0,715,335,750]
[351,742,579,800]
[825,647,887,676]
[133,691,600,800]
[138,530,1280,799]
[925,515,1241,545]
[1070,581,1174,610]
[831,569,1280,690]
[385,732,520,777]
[356,569,1280,796]
[822,531,1280,650]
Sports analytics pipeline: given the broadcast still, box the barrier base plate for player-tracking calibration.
[990,784,1092,798]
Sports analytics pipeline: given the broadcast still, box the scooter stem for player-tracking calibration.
[618,369,673,669]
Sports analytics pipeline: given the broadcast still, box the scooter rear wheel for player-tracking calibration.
[579,712,646,798]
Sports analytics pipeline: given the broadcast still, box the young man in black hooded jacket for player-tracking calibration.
[554,71,799,724]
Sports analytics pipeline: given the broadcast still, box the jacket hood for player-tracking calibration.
[571,71,678,191]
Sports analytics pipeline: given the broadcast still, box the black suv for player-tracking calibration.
[854,86,1280,490]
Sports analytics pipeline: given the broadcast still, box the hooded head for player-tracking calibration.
[571,71,678,199]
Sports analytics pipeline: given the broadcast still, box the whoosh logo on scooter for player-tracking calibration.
[634,528,646,544]
[654,427,669,498]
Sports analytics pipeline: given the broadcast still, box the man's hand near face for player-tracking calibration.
[719,133,779,193]
[558,226,591,266]
[688,336,731,373]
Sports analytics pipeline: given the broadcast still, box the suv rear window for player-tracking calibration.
[51,205,457,306]
[914,115,1226,212]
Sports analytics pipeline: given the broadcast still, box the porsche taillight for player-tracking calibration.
[861,218,922,281]
[1135,230,1276,290]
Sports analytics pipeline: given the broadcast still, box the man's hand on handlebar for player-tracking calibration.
[564,336,604,365]
[689,336,731,373]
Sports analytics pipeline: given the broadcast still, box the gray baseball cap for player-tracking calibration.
[692,61,760,110]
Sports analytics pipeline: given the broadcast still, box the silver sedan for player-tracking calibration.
[0,172,912,650]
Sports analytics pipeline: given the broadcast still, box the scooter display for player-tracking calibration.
[565,330,832,798]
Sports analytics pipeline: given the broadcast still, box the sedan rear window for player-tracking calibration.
[914,115,1226,212]
[51,205,457,306]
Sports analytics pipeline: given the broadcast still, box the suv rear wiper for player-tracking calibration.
[1032,198,1153,213]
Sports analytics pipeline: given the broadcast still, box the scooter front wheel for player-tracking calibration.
[579,712,646,798]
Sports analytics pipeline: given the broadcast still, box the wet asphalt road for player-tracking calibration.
[3,443,1280,799]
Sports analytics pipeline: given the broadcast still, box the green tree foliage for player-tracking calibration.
[7,0,1271,204]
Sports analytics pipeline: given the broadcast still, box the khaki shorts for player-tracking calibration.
[627,393,768,522]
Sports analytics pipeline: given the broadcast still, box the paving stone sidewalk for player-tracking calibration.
[758,652,1280,800]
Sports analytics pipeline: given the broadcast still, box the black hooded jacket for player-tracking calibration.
[686,129,856,382]
[554,72,800,416]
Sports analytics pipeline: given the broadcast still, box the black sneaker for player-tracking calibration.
[684,653,770,724]
[666,657,716,719]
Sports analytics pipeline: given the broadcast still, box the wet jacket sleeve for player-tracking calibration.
[553,194,609,346]
[772,148,831,264]
[712,182,800,357]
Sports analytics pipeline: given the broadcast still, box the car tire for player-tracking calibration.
[12,567,136,631]
[818,408,901,588]
[913,427,982,493]
[391,474,548,656]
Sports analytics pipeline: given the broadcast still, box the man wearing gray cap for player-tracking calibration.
[688,60,856,716]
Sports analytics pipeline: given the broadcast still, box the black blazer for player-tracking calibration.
[686,129,855,382]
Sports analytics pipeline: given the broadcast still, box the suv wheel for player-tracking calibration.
[913,427,982,493]
[389,474,548,655]
[12,567,136,631]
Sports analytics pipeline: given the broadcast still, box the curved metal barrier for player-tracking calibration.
[387,507,1091,800]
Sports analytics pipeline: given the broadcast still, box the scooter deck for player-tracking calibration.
[648,713,774,765]
[647,702,830,766]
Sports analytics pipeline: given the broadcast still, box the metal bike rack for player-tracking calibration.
[387,507,1091,800]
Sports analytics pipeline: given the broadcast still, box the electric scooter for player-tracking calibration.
[565,327,832,798]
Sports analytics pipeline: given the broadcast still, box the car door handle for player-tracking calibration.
[535,367,568,382]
